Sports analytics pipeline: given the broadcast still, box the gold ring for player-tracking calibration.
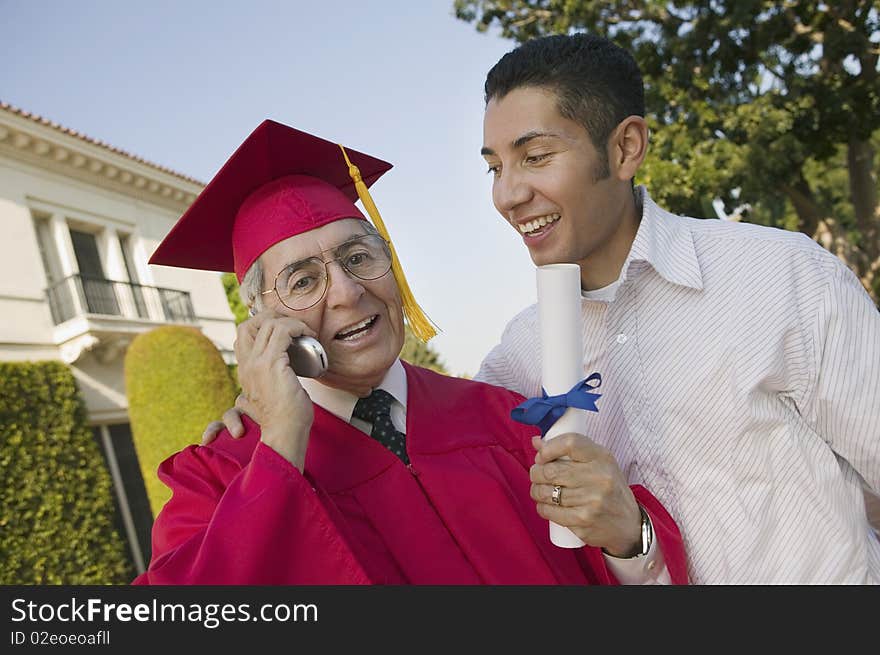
[551,485,562,506]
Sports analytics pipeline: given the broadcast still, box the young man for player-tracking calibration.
[476,33,880,584]
[136,119,687,584]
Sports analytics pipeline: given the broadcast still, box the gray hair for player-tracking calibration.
[240,258,264,315]
[240,221,380,315]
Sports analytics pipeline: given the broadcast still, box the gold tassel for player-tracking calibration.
[339,145,438,342]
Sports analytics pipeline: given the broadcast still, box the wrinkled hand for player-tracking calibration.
[530,433,641,557]
[201,396,249,445]
[215,311,318,471]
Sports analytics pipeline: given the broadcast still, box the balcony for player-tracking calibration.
[45,274,197,363]
[46,274,195,325]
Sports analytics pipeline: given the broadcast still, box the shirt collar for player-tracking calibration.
[622,186,704,291]
[298,358,408,424]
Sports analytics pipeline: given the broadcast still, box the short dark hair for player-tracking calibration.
[485,33,644,176]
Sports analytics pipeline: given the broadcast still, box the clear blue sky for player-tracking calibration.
[1,0,539,376]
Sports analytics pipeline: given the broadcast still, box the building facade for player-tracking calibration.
[0,102,237,573]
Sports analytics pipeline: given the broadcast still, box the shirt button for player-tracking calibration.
[647,560,656,571]
[616,333,627,344]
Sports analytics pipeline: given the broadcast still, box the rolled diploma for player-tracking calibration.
[537,263,587,548]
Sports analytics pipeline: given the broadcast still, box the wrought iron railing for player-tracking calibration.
[45,274,196,325]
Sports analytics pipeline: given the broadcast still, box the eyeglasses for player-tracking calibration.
[260,233,393,311]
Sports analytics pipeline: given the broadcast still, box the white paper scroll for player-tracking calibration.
[537,263,587,548]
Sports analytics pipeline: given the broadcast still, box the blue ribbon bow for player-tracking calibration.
[510,372,602,436]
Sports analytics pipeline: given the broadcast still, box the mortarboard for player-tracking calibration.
[149,119,436,342]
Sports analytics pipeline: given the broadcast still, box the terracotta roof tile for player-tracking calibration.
[1,100,204,186]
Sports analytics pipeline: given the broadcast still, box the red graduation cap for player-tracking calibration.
[149,119,391,281]
[149,119,437,341]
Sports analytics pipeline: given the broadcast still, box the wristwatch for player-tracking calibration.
[602,504,654,559]
[612,504,653,559]
[633,504,653,558]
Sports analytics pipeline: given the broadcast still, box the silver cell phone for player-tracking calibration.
[286,336,328,378]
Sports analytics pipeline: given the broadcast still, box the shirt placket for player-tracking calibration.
[605,275,675,514]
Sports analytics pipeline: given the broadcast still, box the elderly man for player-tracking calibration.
[134,119,687,585]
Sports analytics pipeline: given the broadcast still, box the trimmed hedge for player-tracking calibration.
[125,326,237,516]
[0,361,134,584]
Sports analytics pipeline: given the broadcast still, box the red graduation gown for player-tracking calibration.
[133,363,688,584]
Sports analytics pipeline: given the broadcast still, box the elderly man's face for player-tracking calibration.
[260,218,405,394]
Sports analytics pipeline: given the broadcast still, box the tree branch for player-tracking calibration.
[780,175,824,237]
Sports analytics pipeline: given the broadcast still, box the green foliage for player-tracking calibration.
[456,0,880,300]
[227,364,241,396]
[0,361,134,584]
[400,324,449,375]
[221,272,249,325]
[218,274,244,394]
[125,326,237,516]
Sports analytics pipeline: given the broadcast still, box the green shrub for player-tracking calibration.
[227,363,241,397]
[400,325,448,375]
[125,326,237,516]
[0,361,134,584]
[221,272,249,326]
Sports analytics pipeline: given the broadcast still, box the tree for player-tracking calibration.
[455,0,880,300]
[400,325,449,374]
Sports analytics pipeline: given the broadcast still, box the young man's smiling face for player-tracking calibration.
[482,86,640,290]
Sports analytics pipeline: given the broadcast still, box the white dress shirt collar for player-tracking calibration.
[624,186,704,291]
[298,358,408,424]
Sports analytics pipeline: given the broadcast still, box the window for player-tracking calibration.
[32,214,75,323]
[91,423,153,574]
[119,233,148,318]
[70,229,120,315]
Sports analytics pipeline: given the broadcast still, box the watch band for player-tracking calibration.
[602,504,653,559]
[637,504,653,557]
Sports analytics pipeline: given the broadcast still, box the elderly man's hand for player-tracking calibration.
[529,433,642,557]
[229,311,318,472]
